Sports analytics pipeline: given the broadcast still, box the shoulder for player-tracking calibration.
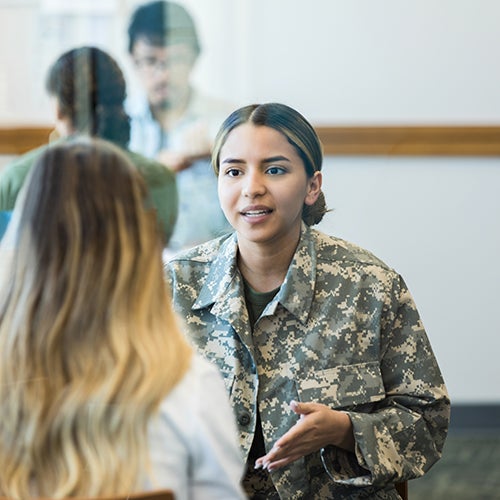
[0,144,48,180]
[311,228,394,272]
[316,232,390,268]
[0,145,49,210]
[164,234,236,298]
[167,234,232,268]
[124,149,175,184]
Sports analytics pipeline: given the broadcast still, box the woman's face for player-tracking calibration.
[217,123,321,248]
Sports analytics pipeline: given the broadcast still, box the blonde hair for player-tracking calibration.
[212,102,329,226]
[0,138,192,499]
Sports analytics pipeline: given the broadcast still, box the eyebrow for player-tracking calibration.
[221,155,291,165]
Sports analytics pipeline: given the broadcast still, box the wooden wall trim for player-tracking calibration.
[0,126,53,155]
[316,125,500,156]
[2,124,500,156]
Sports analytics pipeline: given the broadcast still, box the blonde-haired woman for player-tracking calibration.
[0,137,245,500]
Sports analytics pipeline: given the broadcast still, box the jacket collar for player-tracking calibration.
[193,224,317,325]
[193,232,241,315]
[274,224,316,324]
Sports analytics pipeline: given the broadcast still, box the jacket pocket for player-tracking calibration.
[297,361,385,409]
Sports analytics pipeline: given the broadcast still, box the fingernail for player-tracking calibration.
[254,462,262,469]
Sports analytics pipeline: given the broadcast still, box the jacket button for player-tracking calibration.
[238,412,251,426]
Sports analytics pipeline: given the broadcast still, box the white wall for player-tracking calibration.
[1,0,500,403]
[187,0,500,124]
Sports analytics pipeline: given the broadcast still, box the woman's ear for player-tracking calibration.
[51,97,72,138]
[304,171,322,206]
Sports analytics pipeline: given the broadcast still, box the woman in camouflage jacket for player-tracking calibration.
[165,103,450,499]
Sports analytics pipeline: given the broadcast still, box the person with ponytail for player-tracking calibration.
[0,46,178,245]
[0,137,245,500]
[165,103,450,499]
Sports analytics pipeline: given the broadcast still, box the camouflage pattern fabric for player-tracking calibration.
[165,224,450,499]
[242,464,280,499]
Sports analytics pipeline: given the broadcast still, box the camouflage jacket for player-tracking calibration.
[165,225,450,499]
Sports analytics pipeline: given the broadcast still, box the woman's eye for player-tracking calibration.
[226,168,241,177]
[266,166,286,175]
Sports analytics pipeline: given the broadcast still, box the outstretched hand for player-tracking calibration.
[157,149,192,172]
[156,120,212,172]
[254,400,354,472]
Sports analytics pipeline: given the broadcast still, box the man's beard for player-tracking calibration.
[153,97,174,111]
[150,86,190,114]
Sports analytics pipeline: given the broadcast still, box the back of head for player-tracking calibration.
[0,137,191,498]
[46,46,130,147]
[15,137,153,281]
[128,0,200,55]
[212,102,329,225]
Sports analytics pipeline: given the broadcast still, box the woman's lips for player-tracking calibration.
[240,206,273,221]
[241,209,272,217]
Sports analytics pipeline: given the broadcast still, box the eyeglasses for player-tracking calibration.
[134,54,191,74]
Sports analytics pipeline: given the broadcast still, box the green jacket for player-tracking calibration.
[165,224,450,499]
[0,140,178,243]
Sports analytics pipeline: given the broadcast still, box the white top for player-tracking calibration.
[144,354,246,500]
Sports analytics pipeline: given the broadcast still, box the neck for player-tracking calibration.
[237,228,301,293]
[54,117,74,138]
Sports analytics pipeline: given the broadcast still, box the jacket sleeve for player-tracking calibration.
[149,168,178,245]
[138,159,178,245]
[0,163,24,211]
[321,275,450,487]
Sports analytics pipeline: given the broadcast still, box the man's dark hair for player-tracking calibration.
[127,1,201,56]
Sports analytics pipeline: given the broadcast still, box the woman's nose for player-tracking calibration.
[242,171,266,198]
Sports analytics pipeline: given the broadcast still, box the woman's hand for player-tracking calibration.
[156,121,212,172]
[157,149,192,172]
[254,400,355,472]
